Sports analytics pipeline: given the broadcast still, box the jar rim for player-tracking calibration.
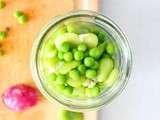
[30,10,133,111]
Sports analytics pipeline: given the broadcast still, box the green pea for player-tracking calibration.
[106,42,115,54]
[58,51,64,60]
[56,84,65,92]
[89,47,101,59]
[47,73,57,81]
[72,48,77,53]
[14,10,23,18]
[90,86,100,97]
[77,43,87,51]
[56,74,66,84]
[84,51,89,57]
[72,87,85,98]
[43,44,57,58]
[84,57,95,67]
[18,15,28,24]
[0,0,5,9]
[78,64,86,74]
[60,42,70,52]
[85,87,99,97]
[91,61,99,69]
[0,31,7,41]
[85,69,97,79]
[63,86,73,96]
[74,51,84,61]
[64,52,73,62]
[69,69,81,80]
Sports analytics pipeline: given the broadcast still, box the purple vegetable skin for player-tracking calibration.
[2,84,38,112]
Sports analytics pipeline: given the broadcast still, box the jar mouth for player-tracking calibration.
[31,10,133,111]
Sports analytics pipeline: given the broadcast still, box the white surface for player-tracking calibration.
[99,0,160,120]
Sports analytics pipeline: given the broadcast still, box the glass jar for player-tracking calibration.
[31,10,132,111]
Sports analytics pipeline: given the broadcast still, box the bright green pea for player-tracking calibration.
[69,69,81,80]
[0,31,7,41]
[64,52,73,62]
[89,47,101,59]
[78,64,86,74]
[56,84,65,92]
[63,86,73,96]
[90,86,100,97]
[72,87,85,98]
[91,61,99,69]
[84,57,95,67]
[47,73,57,81]
[106,43,115,54]
[14,11,23,18]
[85,69,97,79]
[84,51,89,57]
[72,48,77,53]
[85,87,99,97]
[18,15,28,24]
[58,51,64,60]
[77,43,87,51]
[0,0,5,9]
[74,51,84,61]
[60,42,70,52]
[85,88,94,97]
[43,44,57,58]
[56,74,66,84]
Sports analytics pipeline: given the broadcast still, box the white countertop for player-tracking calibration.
[99,0,160,120]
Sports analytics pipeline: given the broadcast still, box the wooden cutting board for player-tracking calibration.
[0,0,97,120]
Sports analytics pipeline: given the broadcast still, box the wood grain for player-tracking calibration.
[0,0,97,120]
